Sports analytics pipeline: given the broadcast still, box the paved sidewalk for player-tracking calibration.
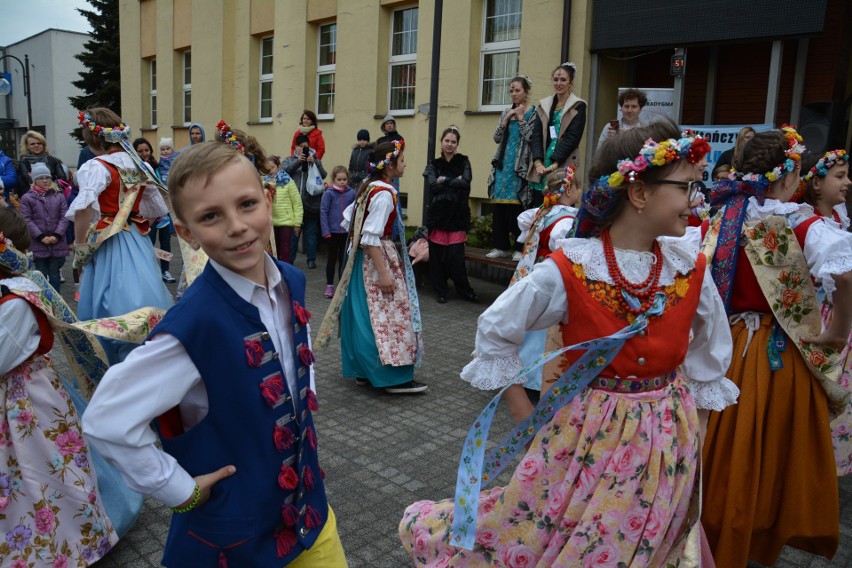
[47,242,851,567]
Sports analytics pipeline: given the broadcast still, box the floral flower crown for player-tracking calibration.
[515,74,533,89]
[729,125,805,185]
[370,139,404,172]
[542,165,577,208]
[574,132,711,238]
[217,120,245,154]
[802,149,848,183]
[600,133,711,189]
[78,111,131,143]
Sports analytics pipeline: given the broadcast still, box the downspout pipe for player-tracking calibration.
[561,0,571,63]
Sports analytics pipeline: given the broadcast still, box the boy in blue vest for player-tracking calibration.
[83,142,348,567]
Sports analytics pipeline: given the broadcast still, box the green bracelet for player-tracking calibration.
[172,484,200,513]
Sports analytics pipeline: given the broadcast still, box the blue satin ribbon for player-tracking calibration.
[450,292,667,550]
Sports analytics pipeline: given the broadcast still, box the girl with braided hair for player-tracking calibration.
[317,140,426,394]
[701,130,852,565]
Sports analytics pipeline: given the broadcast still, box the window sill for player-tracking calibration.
[246,120,273,126]
[373,111,415,119]
[316,115,334,122]
[463,110,503,116]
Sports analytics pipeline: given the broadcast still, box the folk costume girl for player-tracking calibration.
[701,130,852,566]
[400,123,736,566]
[799,149,852,475]
[511,166,580,410]
[68,108,172,364]
[317,140,426,395]
[0,209,118,566]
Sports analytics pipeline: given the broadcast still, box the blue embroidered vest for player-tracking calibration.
[150,260,328,567]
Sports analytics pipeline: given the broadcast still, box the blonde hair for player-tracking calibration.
[331,165,349,183]
[168,141,258,220]
[20,131,49,156]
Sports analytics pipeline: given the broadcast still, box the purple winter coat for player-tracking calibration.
[19,188,69,258]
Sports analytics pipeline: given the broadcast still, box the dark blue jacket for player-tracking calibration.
[0,151,17,205]
[151,260,328,567]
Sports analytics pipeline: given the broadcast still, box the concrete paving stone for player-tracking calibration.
[50,242,850,568]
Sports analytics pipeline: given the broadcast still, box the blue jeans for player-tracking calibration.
[34,256,62,292]
[290,213,319,263]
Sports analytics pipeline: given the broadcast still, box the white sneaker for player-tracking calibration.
[485,249,510,259]
[512,251,523,261]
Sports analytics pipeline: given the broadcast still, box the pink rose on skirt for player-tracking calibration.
[16,410,32,425]
[574,466,598,499]
[544,483,568,520]
[412,526,432,557]
[34,506,55,533]
[660,406,674,436]
[618,511,647,541]
[643,507,668,542]
[476,527,500,549]
[501,543,536,567]
[52,556,68,568]
[611,444,641,479]
[0,496,8,511]
[515,454,544,483]
[584,543,620,567]
[55,430,84,457]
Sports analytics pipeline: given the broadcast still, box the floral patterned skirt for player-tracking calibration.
[1,355,117,566]
[399,376,700,567]
[821,302,852,476]
[702,315,838,566]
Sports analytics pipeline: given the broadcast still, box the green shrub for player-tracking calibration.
[467,214,493,248]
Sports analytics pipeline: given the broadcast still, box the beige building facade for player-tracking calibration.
[118,0,590,224]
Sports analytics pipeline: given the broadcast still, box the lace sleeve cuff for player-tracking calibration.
[460,354,524,391]
[359,233,383,247]
[816,254,852,294]
[686,376,739,411]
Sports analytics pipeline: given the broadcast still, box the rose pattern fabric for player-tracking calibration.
[0,356,117,566]
[820,295,852,476]
[400,378,700,567]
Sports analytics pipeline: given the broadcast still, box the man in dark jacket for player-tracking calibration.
[376,114,403,145]
[282,134,326,268]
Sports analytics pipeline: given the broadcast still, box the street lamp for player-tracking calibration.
[0,53,33,129]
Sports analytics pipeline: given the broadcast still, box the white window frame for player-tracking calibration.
[479,0,522,111]
[182,51,192,126]
[149,58,157,128]
[259,36,274,122]
[316,23,336,119]
[388,6,418,115]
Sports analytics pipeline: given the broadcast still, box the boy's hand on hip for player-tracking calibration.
[191,465,237,508]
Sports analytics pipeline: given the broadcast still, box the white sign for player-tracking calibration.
[617,88,675,123]
[682,123,774,181]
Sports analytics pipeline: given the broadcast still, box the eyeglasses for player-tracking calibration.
[646,179,705,202]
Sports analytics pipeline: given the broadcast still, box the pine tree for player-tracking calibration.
[69,0,120,141]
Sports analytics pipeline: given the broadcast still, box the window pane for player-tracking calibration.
[485,0,522,43]
[151,59,157,90]
[482,51,519,106]
[317,73,335,115]
[184,91,191,123]
[261,37,273,75]
[151,95,157,126]
[392,8,418,56]
[319,24,336,66]
[260,81,272,118]
[389,63,416,111]
[184,52,191,84]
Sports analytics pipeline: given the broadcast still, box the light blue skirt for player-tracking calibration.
[62,377,144,538]
[341,249,414,387]
[519,329,546,391]
[78,225,173,363]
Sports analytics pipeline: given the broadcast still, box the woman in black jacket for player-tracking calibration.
[423,126,478,304]
[528,62,587,200]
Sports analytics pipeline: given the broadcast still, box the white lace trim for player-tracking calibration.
[557,236,697,286]
[835,203,850,231]
[2,276,40,293]
[745,197,810,221]
[686,376,740,411]
[460,354,524,391]
[359,233,383,247]
[817,254,852,294]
